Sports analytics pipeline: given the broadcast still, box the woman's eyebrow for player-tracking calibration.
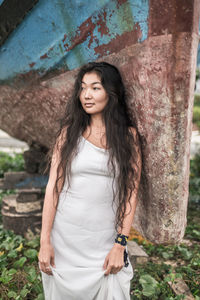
[81,81,102,85]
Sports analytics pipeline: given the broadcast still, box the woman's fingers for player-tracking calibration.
[104,263,123,276]
[40,261,53,275]
[44,265,53,275]
[50,255,56,268]
[38,244,55,275]
[103,245,124,276]
[110,265,123,274]
[104,265,112,276]
[39,256,53,275]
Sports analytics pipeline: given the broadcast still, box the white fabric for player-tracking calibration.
[40,135,134,299]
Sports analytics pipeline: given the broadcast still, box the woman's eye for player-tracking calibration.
[93,87,100,90]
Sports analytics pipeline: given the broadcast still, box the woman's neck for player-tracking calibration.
[90,114,105,129]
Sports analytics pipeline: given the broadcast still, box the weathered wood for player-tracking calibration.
[0,171,48,190]
[1,189,44,236]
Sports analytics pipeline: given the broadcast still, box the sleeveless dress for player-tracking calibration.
[40,135,134,300]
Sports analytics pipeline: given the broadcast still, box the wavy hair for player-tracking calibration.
[44,61,142,232]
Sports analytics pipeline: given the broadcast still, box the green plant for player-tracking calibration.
[193,107,200,130]
[190,152,200,178]
[0,224,43,299]
[194,94,200,106]
[130,199,200,299]
[193,94,200,130]
[0,152,24,178]
[196,68,200,81]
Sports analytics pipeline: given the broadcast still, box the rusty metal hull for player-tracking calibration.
[0,0,200,244]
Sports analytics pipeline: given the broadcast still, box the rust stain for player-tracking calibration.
[64,16,96,51]
[94,22,142,56]
[40,53,48,59]
[148,0,195,169]
[96,10,110,37]
[62,34,67,43]
[63,42,69,48]
[116,0,127,9]
[64,9,112,52]
[148,0,194,36]
[29,62,35,68]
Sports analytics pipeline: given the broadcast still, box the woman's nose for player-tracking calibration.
[84,88,92,98]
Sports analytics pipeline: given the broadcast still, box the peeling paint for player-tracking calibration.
[29,62,35,68]
[40,53,48,59]
[94,22,142,56]
[64,16,96,52]
[0,0,149,81]
[62,33,67,43]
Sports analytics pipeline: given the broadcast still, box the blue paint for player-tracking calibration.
[0,0,4,6]
[16,175,48,189]
[0,0,149,81]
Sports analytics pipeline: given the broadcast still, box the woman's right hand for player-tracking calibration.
[38,242,56,276]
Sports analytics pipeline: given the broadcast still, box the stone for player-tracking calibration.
[1,188,44,236]
[127,240,149,268]
[165,272,195,300]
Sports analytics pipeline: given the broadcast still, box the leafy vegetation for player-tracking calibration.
[0,152,24,178]
[0,150,199,299]
[189,151,200,207]
[130,201,200,299]
[193,94,200,131]
[0,220,43,300]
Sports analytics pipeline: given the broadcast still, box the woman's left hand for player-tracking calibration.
[103,243,125,276]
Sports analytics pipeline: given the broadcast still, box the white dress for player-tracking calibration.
[40,135,134,300]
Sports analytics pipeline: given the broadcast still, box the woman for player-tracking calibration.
[38,61,142,299]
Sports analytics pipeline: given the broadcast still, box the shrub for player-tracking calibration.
[0,152,24,178]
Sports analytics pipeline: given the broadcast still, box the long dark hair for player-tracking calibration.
[44,61,142,232]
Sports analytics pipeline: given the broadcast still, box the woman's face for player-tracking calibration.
[79,72,109,115]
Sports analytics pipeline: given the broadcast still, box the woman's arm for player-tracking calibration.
[117,127,142,238]
[38,127,66,275]
[40,127,66,243]
[103,127,142,275]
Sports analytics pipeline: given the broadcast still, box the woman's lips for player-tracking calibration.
[85,103,95,107]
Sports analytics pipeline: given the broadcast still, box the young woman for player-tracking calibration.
[38,61,142,299]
